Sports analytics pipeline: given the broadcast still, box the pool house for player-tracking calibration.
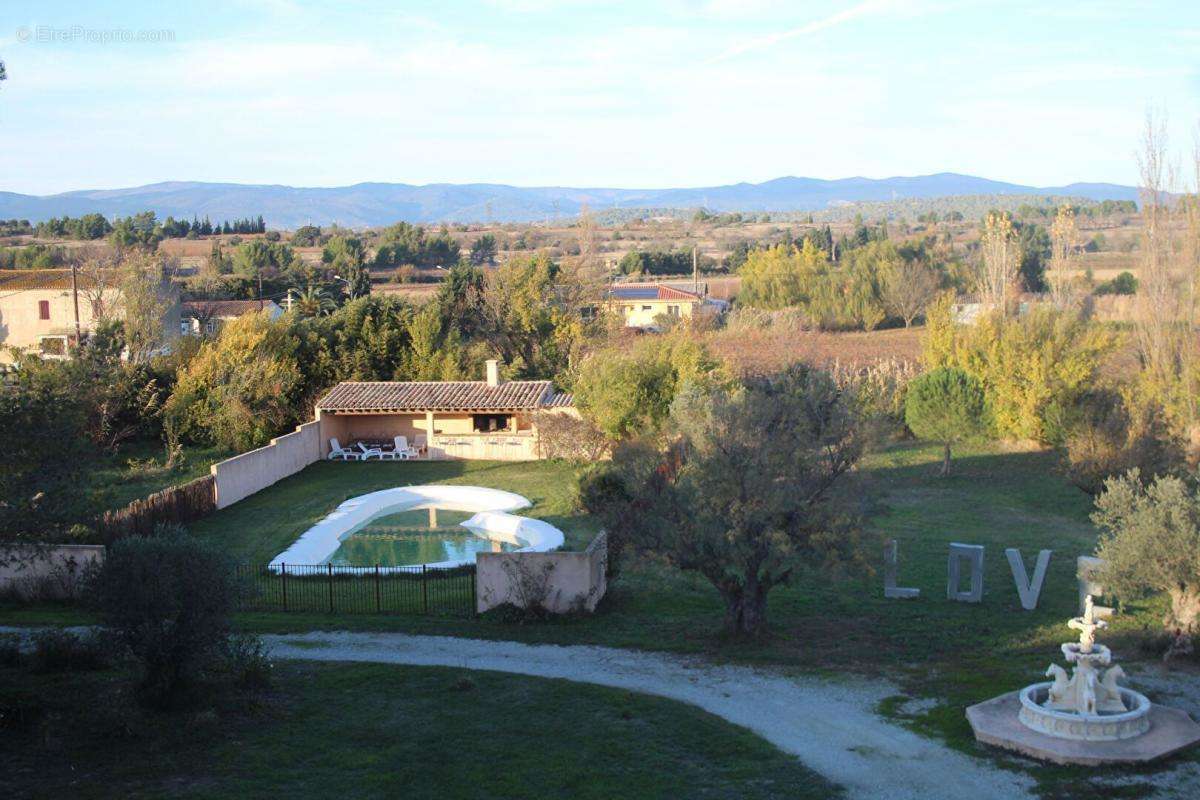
[315,360,576,461]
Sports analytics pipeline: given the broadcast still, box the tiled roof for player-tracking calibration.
[0,269,121,292]
[317,380,568,412]
[609,283,703,302]
[182,299,273,318]
[545,392,574,408]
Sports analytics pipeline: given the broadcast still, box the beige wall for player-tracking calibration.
[475,533,607,614]
[211,419,323,509]
[0,545,105,600]
[0,283,181,365]
[615,298,696,329]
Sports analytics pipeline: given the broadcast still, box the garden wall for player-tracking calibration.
[211,420,323,509]
[0,544,105,600]
[475,532,607,614]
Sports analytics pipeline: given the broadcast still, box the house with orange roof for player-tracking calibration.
[0,268,180,364]
[605,282,727,329]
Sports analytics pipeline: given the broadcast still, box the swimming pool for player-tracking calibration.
[328,508,521,567]
[267,485,565,572]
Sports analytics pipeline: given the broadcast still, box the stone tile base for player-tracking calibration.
[966,691,1200,766]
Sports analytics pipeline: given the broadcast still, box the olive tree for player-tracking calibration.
[1092,470,1200,634]
[904,366,988,476]
[589,365,869,636]
[90,529,237,709]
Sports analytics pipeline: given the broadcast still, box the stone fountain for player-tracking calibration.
[1016,596,1150,741]
[966,595,1200,765]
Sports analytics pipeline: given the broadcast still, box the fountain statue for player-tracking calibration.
[967,594,1200,763]
[1017,595,1151,741]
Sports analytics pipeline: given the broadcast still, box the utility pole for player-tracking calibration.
[692,245,699,295]
[258,272,264,311]
[70,261,81,343]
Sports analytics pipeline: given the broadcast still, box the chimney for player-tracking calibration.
[485,359,500,388]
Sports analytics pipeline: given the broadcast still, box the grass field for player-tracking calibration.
[90,442,230,514]
[7,439,1190,791]
[1,660,836,800]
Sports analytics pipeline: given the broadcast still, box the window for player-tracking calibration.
[641,305,652,312]
[38,300,50,320]
[180,320,192,335]
[668,305,680,317]
[205,320,217,334]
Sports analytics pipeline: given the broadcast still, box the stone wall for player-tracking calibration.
[475,532,607,614]
[210,419,323,509]
[0,545,105,600]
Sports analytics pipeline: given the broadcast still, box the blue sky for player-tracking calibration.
[0,0,1197,194]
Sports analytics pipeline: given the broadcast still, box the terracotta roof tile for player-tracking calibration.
[0,269,120,292]
[317,380,568,412]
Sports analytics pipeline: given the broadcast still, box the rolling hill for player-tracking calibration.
[0,173,1139,228]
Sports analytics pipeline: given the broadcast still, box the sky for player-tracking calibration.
[0,0,1197,195]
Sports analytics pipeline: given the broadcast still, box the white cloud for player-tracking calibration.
[707,0,902,63]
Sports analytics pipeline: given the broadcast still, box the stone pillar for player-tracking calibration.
[947,543,984,602]
[1005,548,1051,611]
[883,539,920,599]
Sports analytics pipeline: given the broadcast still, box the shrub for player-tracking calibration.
[532,411,610,461]
[29,629,109,673]
[163,313,303,451]
[220,633,272,693]
[576,466,633,578]
[829,358,919,426]
[924,306,1117,445]
[90,530,236,709]
[573,333,726,439]
[1095,271,1138,296]
[0,634,21,667]
[1093,471,1200,634]
[1064,390,1182,494]
[904,367,989,476]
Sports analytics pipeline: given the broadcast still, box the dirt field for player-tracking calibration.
[707,326,923,373]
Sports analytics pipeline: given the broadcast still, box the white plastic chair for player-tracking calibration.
[393,435,419,460]
[357,442,384,460]
[328,438,359,461]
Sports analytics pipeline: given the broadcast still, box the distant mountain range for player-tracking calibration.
[0,173,1139,228]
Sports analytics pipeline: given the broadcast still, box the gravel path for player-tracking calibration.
[265,631,1035,800]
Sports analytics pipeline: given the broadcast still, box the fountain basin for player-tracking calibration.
[1018,682,1151,741]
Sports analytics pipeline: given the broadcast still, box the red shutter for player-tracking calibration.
[38,300,50,320]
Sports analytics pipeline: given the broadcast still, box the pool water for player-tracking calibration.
[329,508,519,567]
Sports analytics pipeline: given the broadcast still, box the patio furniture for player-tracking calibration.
[357,442,384,460]
[412,434,428,456]
[328,438,360,461]
[393,435,419,460]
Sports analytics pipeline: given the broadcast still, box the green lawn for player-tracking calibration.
[187,441,1138,669]
[7,439,1188,793]
[1,661,837,800]
[179,441,1184,768]
[188,459,600,563]
[90,441,231,513]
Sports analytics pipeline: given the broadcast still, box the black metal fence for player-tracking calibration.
[235,563,476,617]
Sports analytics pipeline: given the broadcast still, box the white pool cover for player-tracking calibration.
[267,485,565,572]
